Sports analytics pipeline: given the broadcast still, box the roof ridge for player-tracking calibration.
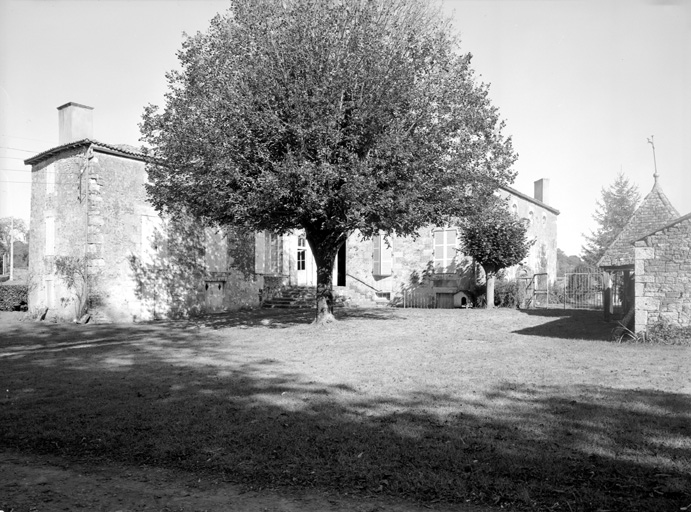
[24,138,147,165]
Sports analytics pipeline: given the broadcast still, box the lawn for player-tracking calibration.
[1,307,689,511]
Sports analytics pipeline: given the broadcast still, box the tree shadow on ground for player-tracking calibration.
[1,322,689,512]
[512,308,615,341]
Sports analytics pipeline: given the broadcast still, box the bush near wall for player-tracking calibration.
[645,321,691,346]
[0,283,28,311]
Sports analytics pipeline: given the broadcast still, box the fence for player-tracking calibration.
[401,289,436,308]
[562,272,603,309]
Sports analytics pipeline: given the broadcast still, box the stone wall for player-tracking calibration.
[342,190,558,302]
[634,214,691,332]
[28,148,89,320]
[29,145,261,321]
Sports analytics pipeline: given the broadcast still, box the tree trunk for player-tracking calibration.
[485,272,496,309]
[305,230,347,326]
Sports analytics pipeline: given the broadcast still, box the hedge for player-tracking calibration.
[0,283,28,311]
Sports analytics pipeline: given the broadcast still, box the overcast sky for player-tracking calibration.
[1,0,689,256]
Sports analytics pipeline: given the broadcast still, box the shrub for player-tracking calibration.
[493,278,522,308]
[0,283,28,311]
[645,321,691,346]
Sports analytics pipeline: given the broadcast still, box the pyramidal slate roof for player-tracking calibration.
[598,178,680,269]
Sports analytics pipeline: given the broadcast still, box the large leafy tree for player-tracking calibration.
[460,199,533,308]
[581,173,640,266]
[141,0,516,324]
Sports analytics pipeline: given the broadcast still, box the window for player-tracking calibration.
[528,210,534,226]
[45,217,55,255]
[372,233,393,276]
[511,203,518,216]
[297,235,306,271]
[46,164,55,195]
[434,228,457,273]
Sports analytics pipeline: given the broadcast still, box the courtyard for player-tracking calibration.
[0,308,689,511]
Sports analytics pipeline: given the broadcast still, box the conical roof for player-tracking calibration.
[598,179,679,269]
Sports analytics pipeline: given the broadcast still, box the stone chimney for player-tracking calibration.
[534,178,550,205]
[58,102,94,144]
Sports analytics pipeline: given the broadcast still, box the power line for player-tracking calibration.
[0,155,31,161]
[0,146,43,153]
[0,134,52,144]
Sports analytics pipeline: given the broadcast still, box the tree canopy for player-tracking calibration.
[0,217,27,256]
[140,0,517,322]
[581,173,640,266]
[460,199,533,307]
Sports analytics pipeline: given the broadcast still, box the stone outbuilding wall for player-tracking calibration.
[634,213,691,333]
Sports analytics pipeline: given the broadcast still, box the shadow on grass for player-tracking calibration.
[192,306,398,330]
[513,308,614,341]
[1,322,689,512]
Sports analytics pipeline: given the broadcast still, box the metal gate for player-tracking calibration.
[563,272,603,309]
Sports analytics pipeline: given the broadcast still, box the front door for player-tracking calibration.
[296,234,316,286]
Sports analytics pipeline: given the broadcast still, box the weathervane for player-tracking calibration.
[647,135,659,183]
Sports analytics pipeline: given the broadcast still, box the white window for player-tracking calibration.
[372,233,393,276]
[45,217,55,255]
[433,228,457,273]
[297,235,306,271]
[46,164,55,195]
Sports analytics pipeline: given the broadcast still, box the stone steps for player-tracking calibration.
[261,285,390,309]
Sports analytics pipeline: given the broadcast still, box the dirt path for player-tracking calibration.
[1,451,488,512]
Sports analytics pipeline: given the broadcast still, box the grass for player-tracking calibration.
[1,307,689,511]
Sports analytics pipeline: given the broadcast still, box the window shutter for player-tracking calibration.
[445,229,457,272]
[372,234,381,275]
[254,231,266,274]
[433,230,444,271]
[373,234,393,276]
[45,217,55,256]
[380,236,393,276]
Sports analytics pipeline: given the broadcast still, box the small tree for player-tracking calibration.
[140,0,516,325]
[460,200,533,308]
[581,173,640,266]
[0,217,27,274]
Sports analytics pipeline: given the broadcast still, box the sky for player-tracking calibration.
[1,0,689,256]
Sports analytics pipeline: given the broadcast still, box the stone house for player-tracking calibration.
[26,102,260,322]
[598,176,680,319]
[634,212,691,333]
[272,179,559,306]
[28,102,558,319]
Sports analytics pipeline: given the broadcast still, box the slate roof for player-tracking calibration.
[598,179,680,269]
[499,184,560,215]
[24,139,148,166]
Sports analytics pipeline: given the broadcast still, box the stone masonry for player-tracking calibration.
[634,213,691,333]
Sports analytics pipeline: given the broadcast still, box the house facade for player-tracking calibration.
[26,103,260,322]
[259,180,559,305]
[28,102,558,320]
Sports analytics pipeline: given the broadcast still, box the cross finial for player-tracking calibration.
[647,135,659,184]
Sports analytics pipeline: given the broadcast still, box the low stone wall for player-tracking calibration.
[634,214,691,333]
